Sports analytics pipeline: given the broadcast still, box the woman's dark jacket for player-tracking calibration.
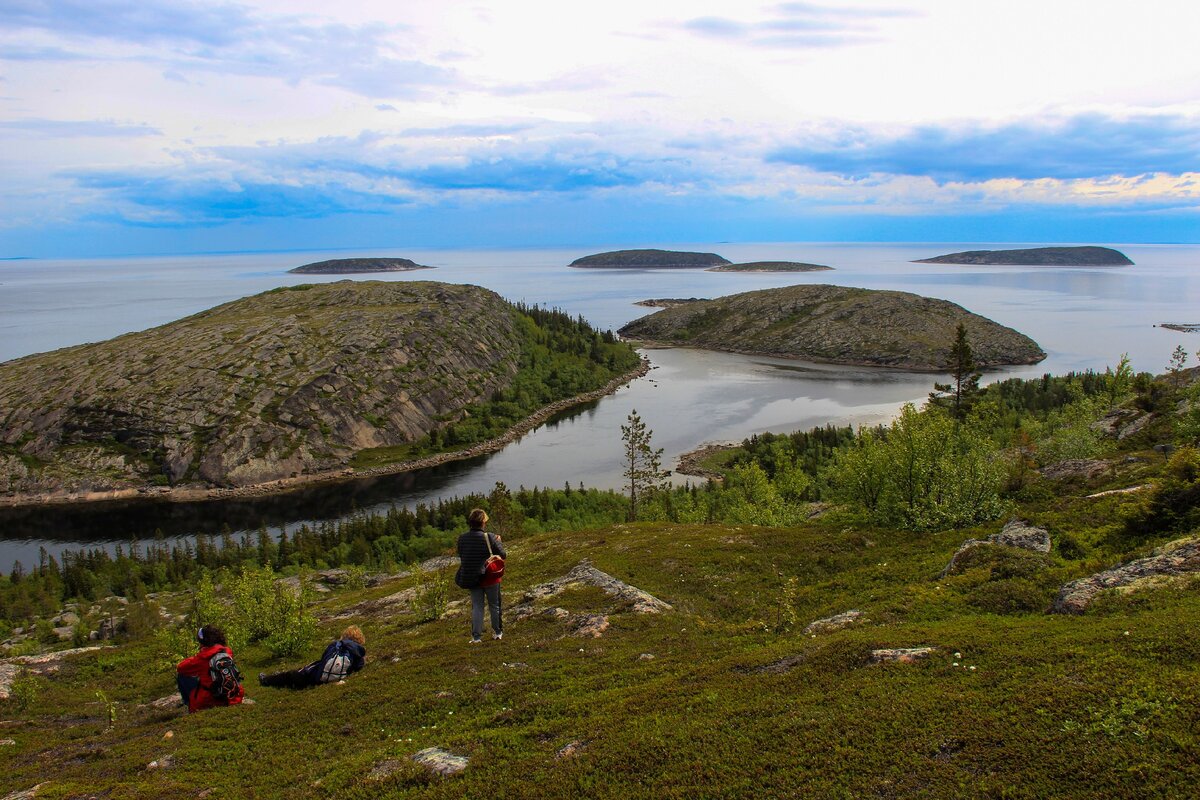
[455,528,506,589]
[299,638,367,685]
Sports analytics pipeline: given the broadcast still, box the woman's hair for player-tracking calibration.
[341,625,366,645]
[197,624,227,647]
[468,508,489,529]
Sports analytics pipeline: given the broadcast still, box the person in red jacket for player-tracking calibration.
[176,624,246,713]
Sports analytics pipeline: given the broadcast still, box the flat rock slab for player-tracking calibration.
[2,785,47,800]
[803,610,864,636]
[327,588,416,621]
[1040,459,1107,481]
[1052,536,1200,614]
[941,519,1051,577]
[412,747,469,776]
[870,647,937,664]
[569,614,610,638]
[515,559,671,614]
[1086,484,1152,499]
[0,645,114,699]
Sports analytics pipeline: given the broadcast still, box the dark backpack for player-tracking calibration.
[208,650,243,701]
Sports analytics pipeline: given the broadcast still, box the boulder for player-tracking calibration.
[411,747,469,776]
[803,610,864,636]
[54,612,80,627]
[569,614,610,638]
[941,519,1051,576]
[1040,459,1107,480]
[870,647,936,664]
[1051,536,1200,613]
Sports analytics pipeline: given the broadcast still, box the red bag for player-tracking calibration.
[480,532,505,581]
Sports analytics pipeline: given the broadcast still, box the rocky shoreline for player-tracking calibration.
[674,442,738,480]
[0,358,650,509]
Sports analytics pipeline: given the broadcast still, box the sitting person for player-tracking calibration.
[176,624,246,713]
[258,625,367,689]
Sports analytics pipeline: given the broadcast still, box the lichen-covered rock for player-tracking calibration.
[803,610,864,636]
[411,747,469,776]
[618,284,1044,369]
[870,647,936,664]
[1051,536,1200,614]
[513,560,671,614]
[570,614,610,638]
[941,519,1051,577]
[0,282,523,497]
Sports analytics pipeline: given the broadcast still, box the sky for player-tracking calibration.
[1,0,1198,256]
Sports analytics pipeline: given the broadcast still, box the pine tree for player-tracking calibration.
[621,409,669,521]
[929,323,982,421]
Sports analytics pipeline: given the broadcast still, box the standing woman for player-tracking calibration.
[455,508,506,643]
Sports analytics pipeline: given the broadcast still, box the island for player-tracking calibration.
[913,246,1133,266]
[708,261,833,272]
[289,257,434,274]
[633,298,707,308]
[618,284,1046,370]
[570,249,731,269]
[0,281,641,505]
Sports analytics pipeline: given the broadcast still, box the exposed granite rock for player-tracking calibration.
[914,246,1133,266]
[870,647,936,664]
[0,645,114,699]
[619,284,1045,370]
[289,257,433,274]
[942,519,1051,577]
[1091,409,1153,440]
[570,249,730,269]
[0,282,522,497]
[411,747,469,776]
[556,740,587,759]
[512,560,671,615]
[803,610,865,636]
[569,614,610,638]
[1040,459,1107,481]
[1051,536,1200,614]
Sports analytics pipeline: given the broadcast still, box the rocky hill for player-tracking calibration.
[0,281,623,501]
[569,249,731,269]
[708,261,833,272]
[914,246,1133,266]
[619,284,1045,369]
[289,257,433,274]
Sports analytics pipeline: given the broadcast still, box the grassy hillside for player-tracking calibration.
[3,505,1198,797]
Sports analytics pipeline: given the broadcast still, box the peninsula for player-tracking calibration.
[914,246,1133,267]
[289,257,434,274]
[708,261,833,272]
[0,281,640,505]
[570,249,731,269]
[619,284,1045,370]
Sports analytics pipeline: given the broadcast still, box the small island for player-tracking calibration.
[708,261,833,273]
[570,249,731,269]
[633,298,707,308]
[619,284,1045,370]
[289,257,434,274]
[914,246,1133,267]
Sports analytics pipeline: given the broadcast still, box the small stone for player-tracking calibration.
[411,747,469,776]
[147,754,176,770]
[241,698,255,706]
[803,610,864,636]
[163,730,174,739]
[638,653,655,661]
[0,738,16,746]
[556,740,586,759]
[870,647,937,665]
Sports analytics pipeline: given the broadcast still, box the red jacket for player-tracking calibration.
[176,644,246,712]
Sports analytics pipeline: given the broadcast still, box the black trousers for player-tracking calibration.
[260,669,315,689]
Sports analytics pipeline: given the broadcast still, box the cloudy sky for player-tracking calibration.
[1,0,1198,256]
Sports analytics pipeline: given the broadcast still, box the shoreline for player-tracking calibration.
[0,358,651,510]
[674,442,739,480]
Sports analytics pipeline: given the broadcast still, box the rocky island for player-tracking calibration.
[619,284,1045,369]
[708,261,833,272]
[914,246,1133,266]
[570,249,731,269]
[633,298,707,308]
[0,281,640,505]
[289,257,434,274]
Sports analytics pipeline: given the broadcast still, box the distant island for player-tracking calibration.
[634,298,707,308]
[570,249,731,269]
[619,284,1045,370]
[914,246,1133,267]
[708,261,833,273]
[289,257,434,274]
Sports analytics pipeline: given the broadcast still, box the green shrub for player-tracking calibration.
[413,567,451,623]
[968,578,1052,613]
[6,670,45,712]
[1121,447,1200,540]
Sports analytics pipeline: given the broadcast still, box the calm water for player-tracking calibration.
[1,242,1197,566]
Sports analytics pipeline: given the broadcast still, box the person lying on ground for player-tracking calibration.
[176,624,246,713]
[257,625,367,689]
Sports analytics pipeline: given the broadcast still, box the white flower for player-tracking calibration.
[969,666,977,671]
[952,662,960,667]
[954,651,962,658]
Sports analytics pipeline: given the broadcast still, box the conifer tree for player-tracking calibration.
[621,409,669,520]
[929,323,982,421]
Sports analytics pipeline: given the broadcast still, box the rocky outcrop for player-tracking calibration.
[411,747,469,776]
[870,647,936,664]
[512,560,672,615]
[942,519,1051,577]
[0,282,634,503]
[289,257,433,274]
[1091,409,1153,440]
[914,247,1133,267]
[1040,459,1107,481]
[708,261,833,272]
[803,610,865,636]
[570,249,730,269]
[1051,536,1200,614]
[619,284,1045,370]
